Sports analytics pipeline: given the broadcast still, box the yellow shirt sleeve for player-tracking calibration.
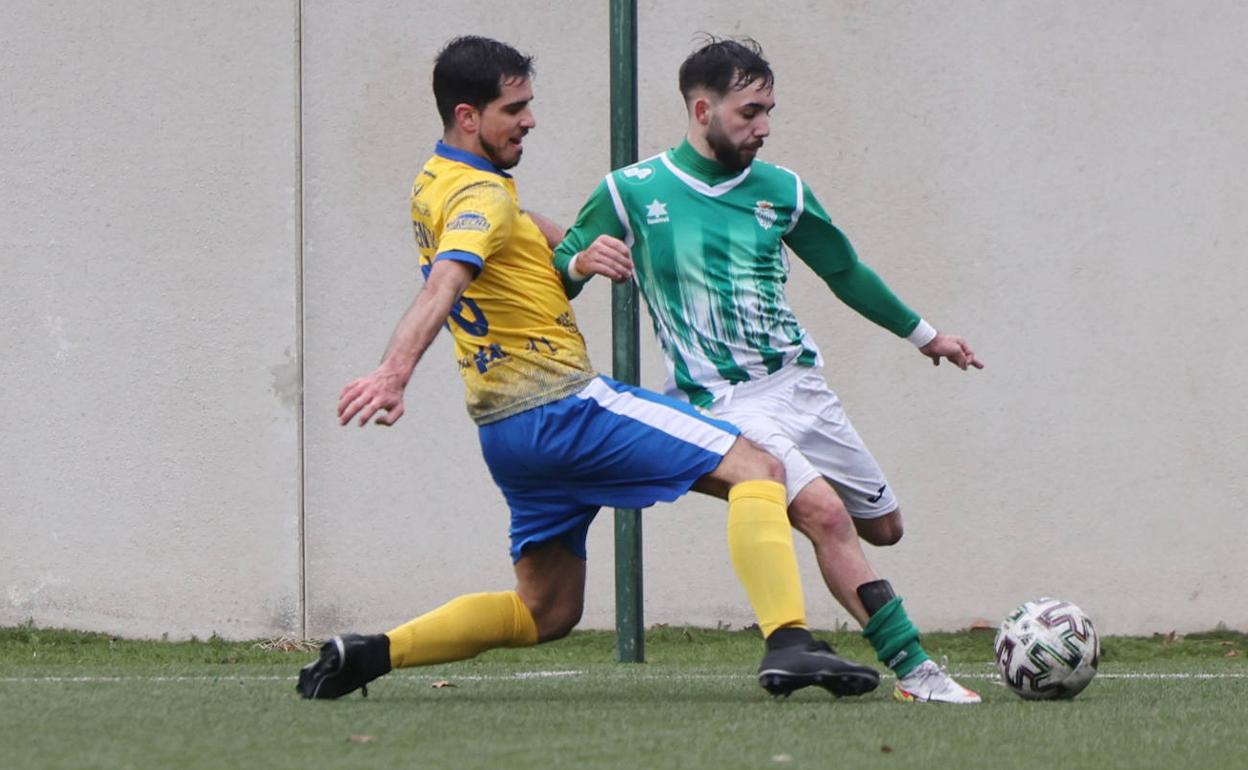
[437,180,515,268]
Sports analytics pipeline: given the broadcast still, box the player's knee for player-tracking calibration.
[867,528,903,547]
[533,598,583,643]
[744,444,785,484]
[789,493,856,545]
[857,510,904,546]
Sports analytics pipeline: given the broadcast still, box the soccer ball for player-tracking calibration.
[994,597,1100,700]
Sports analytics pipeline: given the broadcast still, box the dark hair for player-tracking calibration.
[433,36,535,128]
[678,36,773,102]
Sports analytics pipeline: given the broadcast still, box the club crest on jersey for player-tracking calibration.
[754,200,777,230]
[622,165,655,184]
[645,199,669,225]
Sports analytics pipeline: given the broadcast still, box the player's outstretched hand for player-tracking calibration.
[337,368,407,427]
[576,235,634,282]
[919,332,984,371]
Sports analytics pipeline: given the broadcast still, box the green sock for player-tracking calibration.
[861,596,930,678]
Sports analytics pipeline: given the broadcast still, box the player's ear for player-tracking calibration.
[454,103,479,134]
[693,95,714,126]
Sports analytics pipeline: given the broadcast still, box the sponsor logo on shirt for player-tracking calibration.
[447,211,491,232]
[645,199,669,225]
[754,200,777,230]
[622,165,655,184]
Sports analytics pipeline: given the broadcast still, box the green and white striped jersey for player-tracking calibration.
[555,141,922,407]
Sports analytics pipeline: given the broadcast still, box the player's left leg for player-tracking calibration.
[386,541,584,663]
[296,543,584,700]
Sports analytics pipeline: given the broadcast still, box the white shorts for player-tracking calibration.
[708,365,898,518]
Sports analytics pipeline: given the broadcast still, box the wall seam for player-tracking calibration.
[295,0,308,640]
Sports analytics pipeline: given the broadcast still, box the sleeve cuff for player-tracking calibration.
[906,319,937,348]
[566,252,590,282]
[435,249,484,272]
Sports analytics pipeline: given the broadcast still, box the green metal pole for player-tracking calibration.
[609,0,643,664]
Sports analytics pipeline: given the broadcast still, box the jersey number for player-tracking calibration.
[449,296,488,336]
[422,262,489,337]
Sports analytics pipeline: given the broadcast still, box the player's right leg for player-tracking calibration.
[695,439,879,697]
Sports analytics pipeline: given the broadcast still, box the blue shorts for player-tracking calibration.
[478,376,740,562]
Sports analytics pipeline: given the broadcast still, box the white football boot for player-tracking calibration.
[893,657,982,704]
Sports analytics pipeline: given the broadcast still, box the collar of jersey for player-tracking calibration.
[663,139,751,197]
[434,140,512,178]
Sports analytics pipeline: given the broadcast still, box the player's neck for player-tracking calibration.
[440,132,491,166]
[685,131,719,164]
[674,136,742,184]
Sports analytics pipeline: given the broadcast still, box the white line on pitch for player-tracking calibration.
[1,670,1245,684]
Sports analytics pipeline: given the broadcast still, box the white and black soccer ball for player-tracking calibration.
[994,597,1100,700]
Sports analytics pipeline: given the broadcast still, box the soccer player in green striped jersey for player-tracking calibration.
[554,38,984,704]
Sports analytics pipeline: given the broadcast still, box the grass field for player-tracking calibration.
[2,625,1246,770]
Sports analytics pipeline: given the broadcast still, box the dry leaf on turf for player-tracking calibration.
[881,746,894,754]
[253,637,318,653]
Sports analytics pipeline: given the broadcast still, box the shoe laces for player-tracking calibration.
[917,656,956,690]
[904,656,949,685]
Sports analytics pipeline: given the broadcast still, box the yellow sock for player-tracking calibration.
[727,480,807,638]
[385,590,538,668]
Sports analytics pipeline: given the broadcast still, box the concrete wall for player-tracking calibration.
[3,1,1245,639]
[1,2,302,638]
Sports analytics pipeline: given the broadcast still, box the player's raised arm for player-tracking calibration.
[783,181,983,371]
[552,178,633,297]
[337,259,476,427]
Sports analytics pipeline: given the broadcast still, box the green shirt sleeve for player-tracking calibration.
[783,182,920,338]
[552,178,627,299]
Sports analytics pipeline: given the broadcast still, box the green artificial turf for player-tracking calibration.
[2,625,1245,769]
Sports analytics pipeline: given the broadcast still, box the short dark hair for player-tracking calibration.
[678,36,774,102]
[433,36,535,128]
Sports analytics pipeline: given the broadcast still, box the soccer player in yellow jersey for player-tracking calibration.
[296,36,880,700]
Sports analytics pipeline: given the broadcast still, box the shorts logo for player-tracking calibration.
[867,483,887,504]
[622,166,654,183]
[645,199,669,225]
[754,200,777,230]
[447,211,491,232]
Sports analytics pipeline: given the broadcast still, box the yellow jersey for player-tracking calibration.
[412,142,595,424]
